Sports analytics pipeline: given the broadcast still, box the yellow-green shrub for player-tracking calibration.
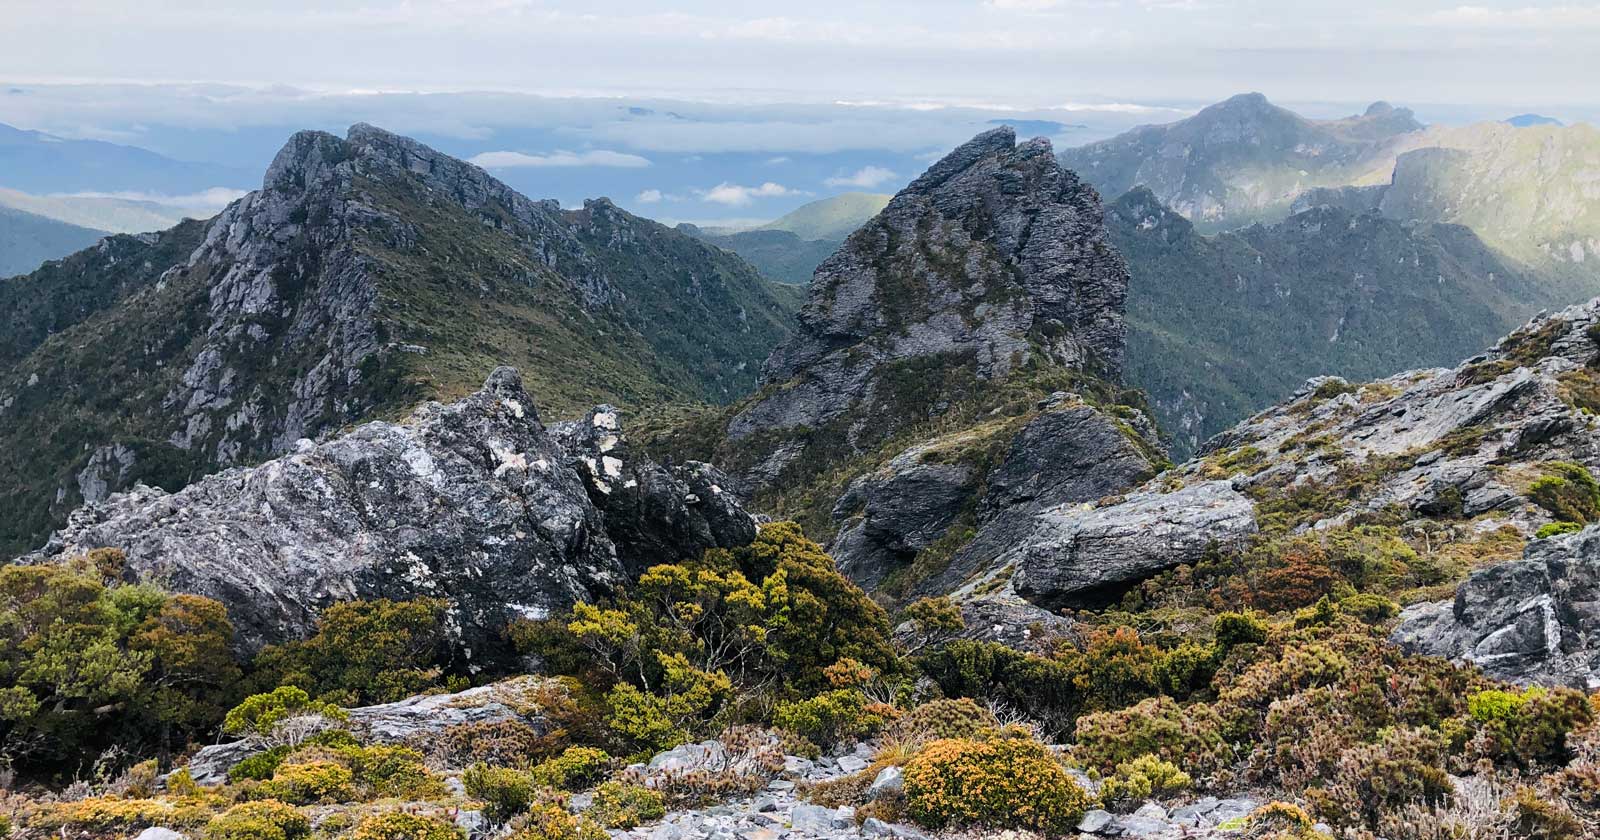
[589,781,666,829]
[1073,696,1232,777]
[463,764,539,824]
[349,811,462,840]
[883,698,998,747]
[902,735,1089,833]
[1099,754,1192,808]
[773,689,891,749]
[258,760,355,805]
[504,804,607,840]
[204,800,311,840]
[530,746,611,791]
[25,796,210,834]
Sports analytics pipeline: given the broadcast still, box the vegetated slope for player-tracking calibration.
[1322,121,1600,299]
[0,123,794,555]
[0,204,106,277]
[754,192,891,241]
[1110,187,1545,458]
[1059,94,1422,231]
[679,225,834,286]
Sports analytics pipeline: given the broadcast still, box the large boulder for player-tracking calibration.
[1009,480,1258,608]
[1392,524,1600,688]
[25,368,755,656]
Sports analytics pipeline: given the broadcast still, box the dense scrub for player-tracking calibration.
[4,520,1600,839]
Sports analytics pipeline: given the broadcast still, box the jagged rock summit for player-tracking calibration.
[0,122,794,554]
[24,367,756,656]
[727,125,1133,483]
[680,128,1165,628]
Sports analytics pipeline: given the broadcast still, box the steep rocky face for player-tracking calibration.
[1393,524,1600,688]
[963,297,1600,612]
[23,367,756,656]
[0,123,793,555]
[1060,94,1422,231]
[724,126,1133,485]
[1111,186,1545,459]
[653,128,1164,610]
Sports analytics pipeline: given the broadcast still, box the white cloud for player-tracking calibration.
[468,149,651,168]
[59,187,247,210]
[824,165,897,188]
[635,188,665,203]
[1422,4,1600,29]
[765,156,791,165]
[699,181,808,206]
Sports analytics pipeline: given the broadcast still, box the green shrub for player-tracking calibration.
[1529,463,1600,525]
[258,760,356,805]
[1213,611,1269,650]
[773,689,891,749]
[204,800,311,840]
[603,654,731,753]
[0,554,241,773]
[916,640,1083,738]
[337,743,443,798]
[349,811,462,840]
[249,598,450,705]
[222,686,349,746]
[463,764,539,824]
[589,781,666,829]
[1073,696,1232,777]
[902,735,1090,833]
[1537,521,1585,539]
[531,746,611,791]
[1338,593,1399,624]
[1098,754,1192,808]
[1469,686,1595,768]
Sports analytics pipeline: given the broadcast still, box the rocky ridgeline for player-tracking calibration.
[949,297,1600,683]
[24,367,754,655]
[0,122,791,554]
[704,127,1166,628]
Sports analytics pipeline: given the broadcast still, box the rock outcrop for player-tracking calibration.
[185,676,565,784]
[954,297,1600,617]
[25,367,755,655]
[726,126,1132,483]
[1393,524,1600,688]
[0,123,793,556]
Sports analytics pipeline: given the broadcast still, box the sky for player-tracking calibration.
[2,1,1597,224]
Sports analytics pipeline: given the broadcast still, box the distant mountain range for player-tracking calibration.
[1109,188,1542,457]
[1058,94,1423,231]
[0,205,106,278]
[0,122,252,195]
[681,193,891,285]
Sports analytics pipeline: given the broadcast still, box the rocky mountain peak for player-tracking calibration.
[722,127,1132,493]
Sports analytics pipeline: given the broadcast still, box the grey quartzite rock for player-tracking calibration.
[1009,480,1258,607]
[27,367,754,655]
[727,125,1131,469]
[1393,523,1600,688]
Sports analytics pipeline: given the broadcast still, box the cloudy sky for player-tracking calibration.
[4,0,1597,106]
[2,1,1596,224]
